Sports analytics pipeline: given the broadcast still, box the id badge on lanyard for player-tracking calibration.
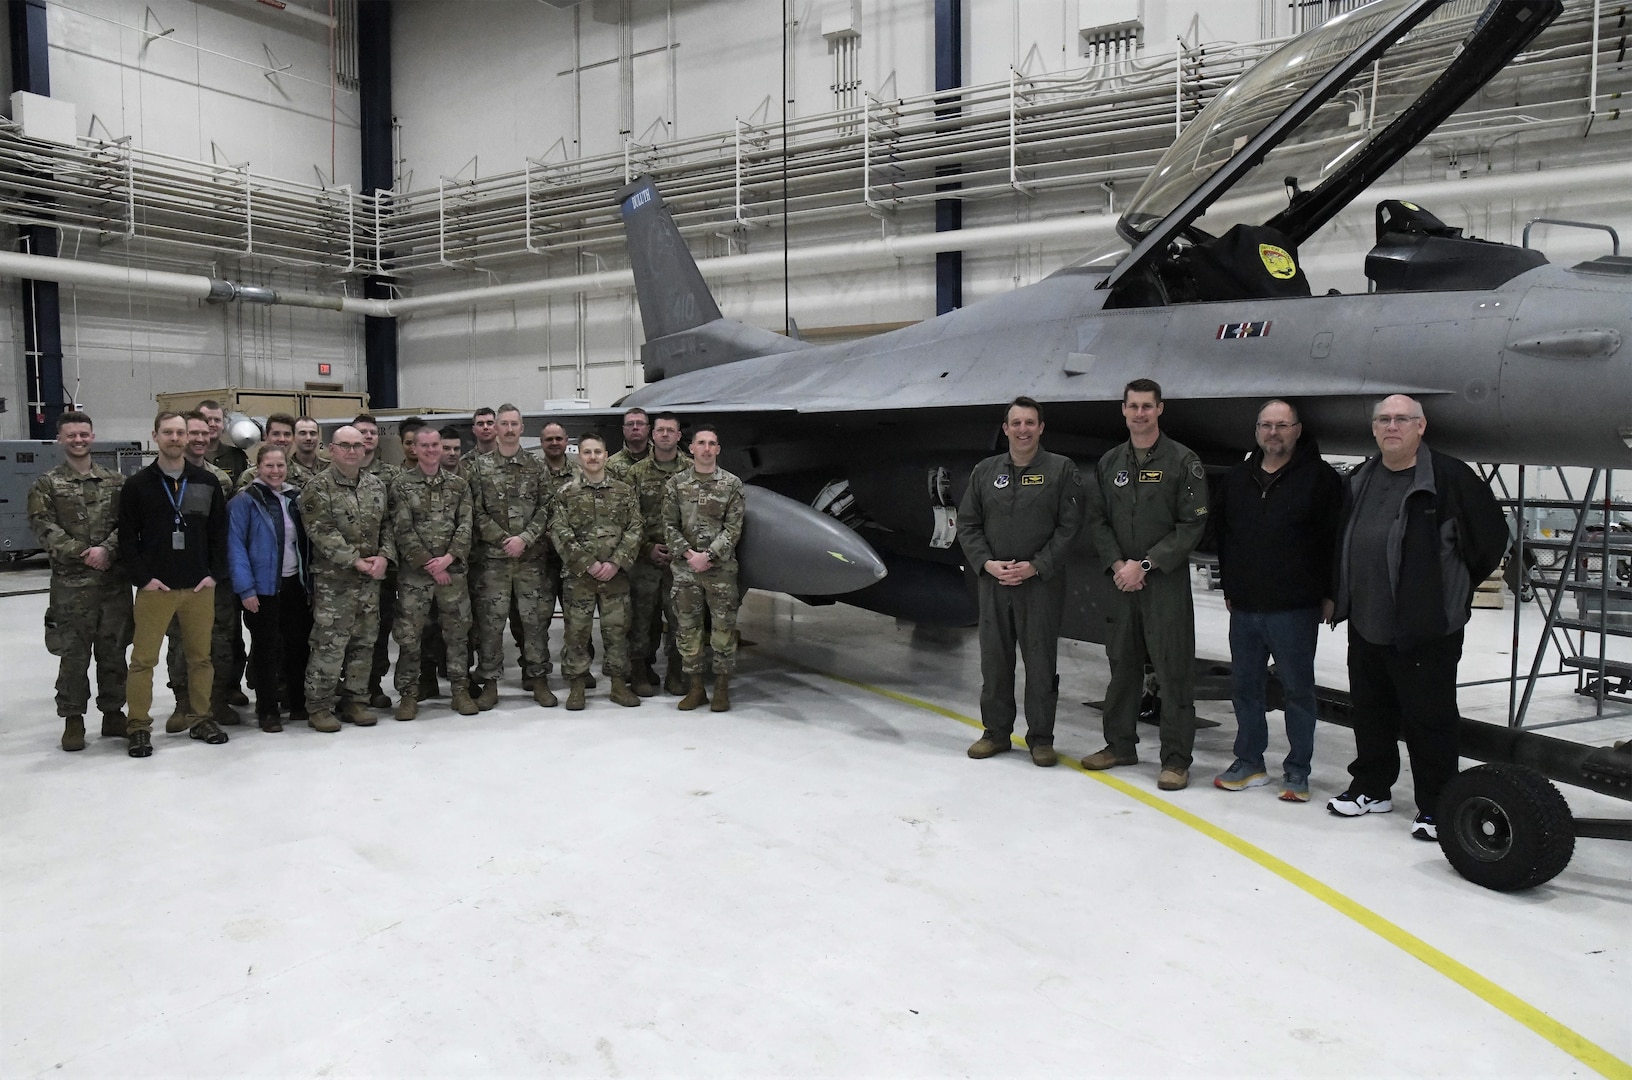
[165,477,189,550]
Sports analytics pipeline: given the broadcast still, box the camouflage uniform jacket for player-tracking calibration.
[663,467,746,568]
[470,449,550,559]
[459,447,493,479]
[390,468,473,577]
[626,451,693,550]
[27,461,125,584]
[299,466,394,578]
[548,475,641,575]
[606,444,651,483]
[195,458,237,497]
[363,458,399,485]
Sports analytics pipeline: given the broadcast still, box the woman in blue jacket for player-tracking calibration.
[228,446,314,731]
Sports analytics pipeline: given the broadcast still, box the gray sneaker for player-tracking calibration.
[1278,774,1311,802]
[1213,759,1269,791]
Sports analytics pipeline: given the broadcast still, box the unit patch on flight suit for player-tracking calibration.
[1021,474,1044,486]
[1113,470,1129,487]
[993,474,1010,489]
[1138,470,1163,483]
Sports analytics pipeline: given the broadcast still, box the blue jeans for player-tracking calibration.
[1229,606,1320,779]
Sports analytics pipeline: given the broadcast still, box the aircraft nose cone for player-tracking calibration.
[738,486,889,596]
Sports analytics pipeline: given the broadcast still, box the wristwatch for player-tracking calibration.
[1139,558,1154,572]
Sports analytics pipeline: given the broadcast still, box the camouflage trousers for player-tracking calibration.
[166,584,243,701]
[561,571,631,679]
[673,566,741,675]
[474,555,554,682]
[394,573,472,694]
[628,558,680,671]
[305,573,381,714]
[45,576,132,718]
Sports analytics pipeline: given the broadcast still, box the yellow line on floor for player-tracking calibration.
[797,663,1632,1080]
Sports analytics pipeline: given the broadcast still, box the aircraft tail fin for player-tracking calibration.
[617,176,723,339]
[617,175,812,381]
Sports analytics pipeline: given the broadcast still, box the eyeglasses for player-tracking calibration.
[1372,415,1422,428]
[332,441,365,451]
[1256,421,1299,432]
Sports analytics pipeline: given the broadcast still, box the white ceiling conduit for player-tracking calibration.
[3,159,1631,319]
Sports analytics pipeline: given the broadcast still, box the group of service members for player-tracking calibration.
[28,403,746,759]
[29,385,1511,846]
[959,382,1507,845]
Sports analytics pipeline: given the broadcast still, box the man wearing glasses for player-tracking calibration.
[607,408,652,480]
[299,426,394,733]
[1327,394,1506,841]
[1210,400,1342,802]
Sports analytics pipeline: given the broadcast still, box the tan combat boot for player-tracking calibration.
[609,677,642,708]
[565,679,587,711]
[533,677,559,708]
[343,698,377,727]
[393,696,419,721]
[450,684,480,716]
[475,679,500,711]
[632,662,658,698]
[677,675,708,711]
[709,674,731,713]
[308,710,342,733]
[61,716,86,752]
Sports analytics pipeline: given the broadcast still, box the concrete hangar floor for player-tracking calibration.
[1,561,1627,1079]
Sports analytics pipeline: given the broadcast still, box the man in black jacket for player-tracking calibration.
[118,410,231,757]
[1211,400,1341,802]
[1328,394,1508,840]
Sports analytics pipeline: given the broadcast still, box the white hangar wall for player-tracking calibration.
[1,0,1628,438]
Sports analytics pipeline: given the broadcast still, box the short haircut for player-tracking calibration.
[295,415,319,430]
[692,424,718,439]
[265,412,297,434]
[1124,378,1163,403]
[255,443,286,465]
[1006,396,1043,423]
[473,407,497,421]
[623,408,649,422]
[541,423,567,436]
[577,432,607,449]
[196,399,223,413]
[496,402,522,418]
[351,413,377,427]
[1371,395,1423,420]
[57,410,93,430]
[1258,398,1300,423]
[411,425,440,442]
[438,425,461,441]
[399,416,426,438]
[183,409,208,425]
[651,411,680,429]
[153,410,184,432]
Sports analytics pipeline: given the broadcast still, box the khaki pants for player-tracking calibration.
[127,586,215,732]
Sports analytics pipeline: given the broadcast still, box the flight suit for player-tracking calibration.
[1084,434,1209,768]
[956,450,1084,748]
[28,461,132,726]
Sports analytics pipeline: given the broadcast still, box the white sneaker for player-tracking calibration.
[1326,790,1393,817]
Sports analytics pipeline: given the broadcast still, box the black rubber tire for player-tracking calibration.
[1437,764,1575,892]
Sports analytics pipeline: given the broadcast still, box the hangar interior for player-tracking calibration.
[3,1,1631,1077]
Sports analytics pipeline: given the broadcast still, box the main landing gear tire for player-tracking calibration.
[1437,764,1575,892]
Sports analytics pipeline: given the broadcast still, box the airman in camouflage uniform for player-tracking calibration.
[390,427,478,719]
[605,407,651,481]
[234,413,312,493]
[355,414,404,706]
[299,426,394,732]
[469,405,556,708]
[662,424,746,712]
[623,413,691,695]
[538,422,583,684]
[548,433,642,710]
[27,410,132,751]
[163,412,244,729]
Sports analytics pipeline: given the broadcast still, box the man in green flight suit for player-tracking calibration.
[957,396,1084,767]
[1082,378,1210,790]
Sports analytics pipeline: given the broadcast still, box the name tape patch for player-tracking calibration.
[1138,470,1163,483]
[1021,474,1045,486]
